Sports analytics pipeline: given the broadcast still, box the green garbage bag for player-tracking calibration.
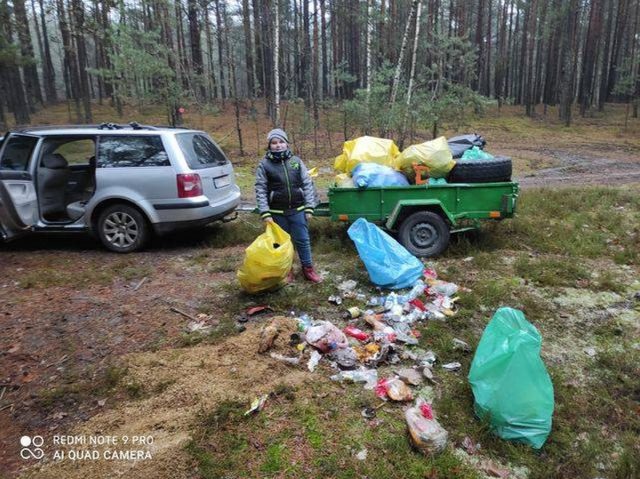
[468,307,554,449]
[460,146,494,160]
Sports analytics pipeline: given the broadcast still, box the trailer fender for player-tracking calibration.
[385,200,455,231]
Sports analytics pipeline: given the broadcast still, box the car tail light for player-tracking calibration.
[177,173,203,198]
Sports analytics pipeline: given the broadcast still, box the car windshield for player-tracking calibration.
[177,133,228,170]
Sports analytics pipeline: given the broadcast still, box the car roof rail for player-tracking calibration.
[129,122,160,131]
[98,123,123,130]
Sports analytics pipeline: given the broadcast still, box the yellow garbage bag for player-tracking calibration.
[237,222,294,294]
[393,136,455,182]
[334,136,400,173]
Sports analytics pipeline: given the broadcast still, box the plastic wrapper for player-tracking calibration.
[330,369,378,389]
[375,377,413,401]
[393,137,455,182]
[405,398,448,455]
[305,321,349,353]
[351,162,410,188]
[237,222,294,294]
[468,307,554,449]
[347,218,423,289]
[334,136,400,173]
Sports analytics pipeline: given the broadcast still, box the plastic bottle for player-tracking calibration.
[406,280,426,302]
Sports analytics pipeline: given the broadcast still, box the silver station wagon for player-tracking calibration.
[0,123,240,252]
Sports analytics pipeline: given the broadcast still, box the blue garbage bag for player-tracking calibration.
[347,218,423,289]
[352,162,410,188]
[468,307,554,449]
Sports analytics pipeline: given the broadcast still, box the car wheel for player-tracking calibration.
[448,156,512,183]
[97,204,149,253]
[398,211,450,258]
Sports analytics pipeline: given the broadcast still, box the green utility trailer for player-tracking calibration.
[313,181,519,257]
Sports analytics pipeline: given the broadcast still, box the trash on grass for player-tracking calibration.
[269,352,300,366]
[375,377,413,401]
[442,362,462,372]
[355,448,368,461]
[307,350,322,372]
[405,398,448,455]
[395,367,424,386]
[258,321,279,353]
[244,394,269,416]
[328,347,358,369]
[328,295,343,305]
[343,325,371,342]
[453,338,472,352]
[330,369,378,389]
[306,321,349,353]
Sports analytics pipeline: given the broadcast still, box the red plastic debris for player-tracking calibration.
[374,378,390,399]
[343,325,370,342]
[420,402,434,419]
[409,298,426,311]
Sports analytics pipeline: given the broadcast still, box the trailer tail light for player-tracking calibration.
[177,173,203,198]
[489,211,501,218]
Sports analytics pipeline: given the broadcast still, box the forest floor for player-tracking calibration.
[0,102,639,479]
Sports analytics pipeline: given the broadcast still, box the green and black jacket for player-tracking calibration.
[255,150,316,219]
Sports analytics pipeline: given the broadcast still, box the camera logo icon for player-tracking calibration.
[20,435,44,460]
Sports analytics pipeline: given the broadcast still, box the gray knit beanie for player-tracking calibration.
[266,128,289,145]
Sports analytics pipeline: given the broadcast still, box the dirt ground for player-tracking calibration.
[1,133,639,478]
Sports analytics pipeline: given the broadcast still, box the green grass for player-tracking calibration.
[180,184,640,478]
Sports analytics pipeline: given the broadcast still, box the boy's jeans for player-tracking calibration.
[273,211,312,267]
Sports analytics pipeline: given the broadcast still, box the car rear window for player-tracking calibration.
[97,135,170,167]
[177,133,229,170]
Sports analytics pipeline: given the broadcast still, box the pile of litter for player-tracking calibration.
[255,266,468,455]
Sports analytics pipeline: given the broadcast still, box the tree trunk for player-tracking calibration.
[242,0,255,98]
[606,0,629,100]
[320,0,328,98]
[579,0,604,116]
[312,0,320,154]
[213,0,227,101]
[389,0,419,106]
[400,0,422,149]
[71,0,92,122]
[37,0,57,103]
[56,0,81,121]
[274,0,280,125]
[365,0,373,96]
[204,2,218,100]
[475,0,485,92]
[260,0,274,117]
[13,0,43,109]
[559,0,580,126]
[524,0,538,116]
[223,0,244,155]
[187,0,206,100]
[597,0,615,110]
[0,0,30,124]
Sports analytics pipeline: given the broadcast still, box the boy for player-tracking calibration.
[255,129,322,283]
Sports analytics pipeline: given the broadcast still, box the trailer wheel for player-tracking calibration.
[398,211,450,258]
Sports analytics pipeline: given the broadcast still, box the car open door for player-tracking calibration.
[0,134,39,240]
[0,171,37,240]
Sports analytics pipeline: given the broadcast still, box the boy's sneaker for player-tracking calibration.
[302,265,323,283]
